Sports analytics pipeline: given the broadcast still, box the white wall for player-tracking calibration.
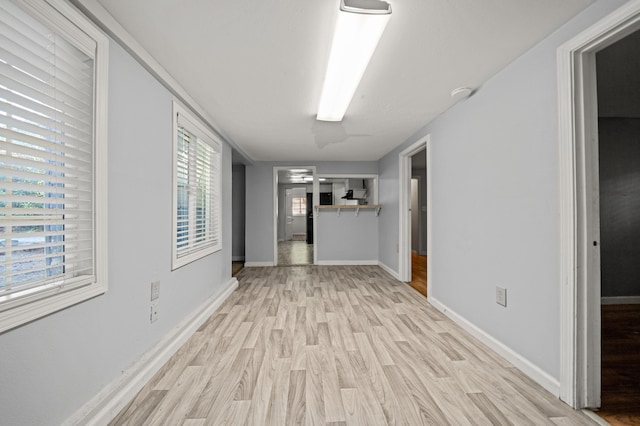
[245,161,378,264]
[0,39,233,425]
[377,0,630,384]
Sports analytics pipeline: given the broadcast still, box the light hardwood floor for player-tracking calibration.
[111,265,594,425]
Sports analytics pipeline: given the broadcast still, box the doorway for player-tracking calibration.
[594,28,640,424]
[273,167,317,266]
[408,157,427,296]
[558,0,640,412]
[399,136,432,297]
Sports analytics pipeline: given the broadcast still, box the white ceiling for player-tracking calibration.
[96,0,594,162]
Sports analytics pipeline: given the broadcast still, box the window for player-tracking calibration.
[0,0,108,332]
[292,197,306,216]
[172,102,221,269]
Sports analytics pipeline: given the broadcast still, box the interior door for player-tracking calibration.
[285,187,307,240]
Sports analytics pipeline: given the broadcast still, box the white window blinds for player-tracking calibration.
[173,104,221,269]
[0,0,97,301]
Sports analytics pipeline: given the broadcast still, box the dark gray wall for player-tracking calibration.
[597,29,640,118]
[598,118,640,297]
[597,27,640,299]
[232,164,245,260]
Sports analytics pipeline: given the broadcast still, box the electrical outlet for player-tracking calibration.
[150,303,159,323]
[151,281,160,301]
[496,286,507,307]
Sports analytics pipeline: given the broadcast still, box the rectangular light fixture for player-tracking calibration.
[317,0,392,122]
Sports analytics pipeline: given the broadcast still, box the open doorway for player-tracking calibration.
[399,136,432,297]
[558,0,640,414]
[594,28,640,424]
[231,163,245,276]
[408,151,427,296]
[273,167,316,266]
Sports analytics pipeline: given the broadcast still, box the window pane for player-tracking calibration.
[0,0,95,296]
[292,197,306,216]
[173,107,221,268]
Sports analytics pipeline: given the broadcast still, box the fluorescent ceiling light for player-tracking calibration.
[317,0,392,122]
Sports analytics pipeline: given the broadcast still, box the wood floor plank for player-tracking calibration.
[109,390,167,426]
[305,346,326,425]
[264,358,292,426]
[318,322,347,423]
[111,265,597,426]
[467,392,512,426]
[145,366,209,425]
[285,369,306,426]
[353,332,404,425]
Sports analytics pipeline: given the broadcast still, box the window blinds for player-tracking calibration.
[0,0,96,298]
[175,112,221,261]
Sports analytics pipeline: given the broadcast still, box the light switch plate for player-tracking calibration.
[496,287,507,307]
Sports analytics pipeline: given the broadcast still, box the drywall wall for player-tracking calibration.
[377,0,630,382]
[232,164,246,261]
[0,40,233,425]
[378,152,400,272]
[316,211,379,262]
[245,162,378,264]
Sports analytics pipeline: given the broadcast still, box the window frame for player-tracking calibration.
[0,0,109,333]
[171,101,222,270]
[291,196,306,217]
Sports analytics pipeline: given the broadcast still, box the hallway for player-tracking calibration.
[111,266,593,425]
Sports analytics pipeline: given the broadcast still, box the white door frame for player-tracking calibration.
[558,0,640,409]
[272,166,318,266]
[399,135,432,297]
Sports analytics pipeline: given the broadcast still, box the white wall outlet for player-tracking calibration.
[496,286,507,307]
[151,281,160,301]
[150,303,158,323]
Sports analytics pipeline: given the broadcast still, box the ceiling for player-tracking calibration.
[96,0,594,162]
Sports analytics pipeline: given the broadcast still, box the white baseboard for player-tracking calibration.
[316,260,378,266]
[427,296,560,397]
[601,296,640,305]
[378,261,401,280]
[64,278,238,426]
[232,256,245,262]
[244,261,274,267]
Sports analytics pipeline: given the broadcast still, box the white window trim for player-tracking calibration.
[172,101,222,270]
[0,0,109,333]
[291,197,306,217]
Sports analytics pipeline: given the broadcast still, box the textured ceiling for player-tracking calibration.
[96,0,594,162]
